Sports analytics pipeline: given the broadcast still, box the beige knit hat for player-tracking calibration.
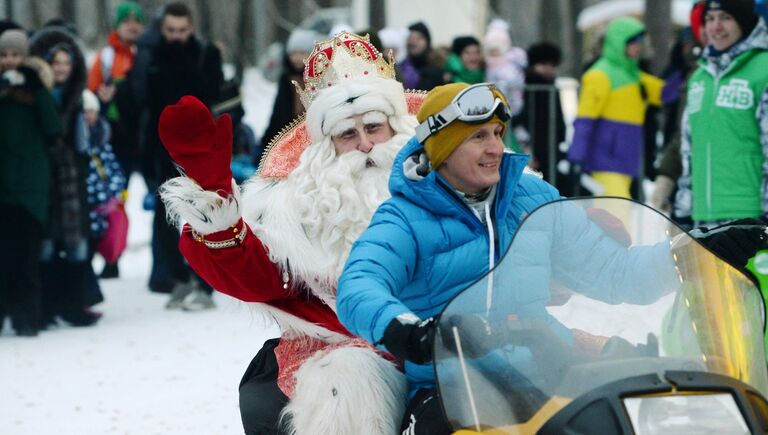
[0,29,28,56]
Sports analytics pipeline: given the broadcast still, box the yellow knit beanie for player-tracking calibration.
[417,82,509,168]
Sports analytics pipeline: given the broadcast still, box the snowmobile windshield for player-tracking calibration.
[433,197,768,433]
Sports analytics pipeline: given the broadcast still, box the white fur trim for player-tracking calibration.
[306,77,409,143]
[282,346,407,435]
[523,165,543,179]
[248,302,348,343]
[159,177,241,235]
[240,132,409,304]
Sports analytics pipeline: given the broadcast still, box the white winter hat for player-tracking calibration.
[0,29,28,55]
[378,26,408,62]
[295,31,413,143]
[306,77,411,142]
[82,89,100,112]
[483,18,511,55]
[286,29,321,54]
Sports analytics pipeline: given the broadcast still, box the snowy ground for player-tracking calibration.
[0,70,279,435]
[0,175,280,435]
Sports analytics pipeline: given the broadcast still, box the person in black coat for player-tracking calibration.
[260,29,319,157]
[397,22,444,91]
[514,42,567,193]
[140,2,223,309]
[144,7,222,184]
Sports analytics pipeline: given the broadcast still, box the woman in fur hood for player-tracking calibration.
[29,24,102,328]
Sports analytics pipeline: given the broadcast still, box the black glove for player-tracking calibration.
[380,315,436,365]
[439,314,496,359]
[691,218,768,269]
[601,334,658,359]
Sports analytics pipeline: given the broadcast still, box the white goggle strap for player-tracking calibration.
[415,103,463,143]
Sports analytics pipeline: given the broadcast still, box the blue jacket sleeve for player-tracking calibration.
[337,203,419,347]
[552,203,678,304]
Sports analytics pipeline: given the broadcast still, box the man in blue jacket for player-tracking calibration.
[336,82,768,434]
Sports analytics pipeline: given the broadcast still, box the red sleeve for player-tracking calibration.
[179,219,350,335]
[179,220,289,303]
[87,57,103,92]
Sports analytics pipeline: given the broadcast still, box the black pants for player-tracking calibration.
[150,197,212,294]
[0,205,44,332]
[239,338,288,434]
[400,388,453,435]
[40,246,98,323]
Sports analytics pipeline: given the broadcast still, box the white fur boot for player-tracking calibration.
[281,346,407,435]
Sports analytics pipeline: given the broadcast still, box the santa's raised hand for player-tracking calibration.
[158,96,241,236]
[159,95,234,196]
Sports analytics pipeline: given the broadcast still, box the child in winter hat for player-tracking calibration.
[0,29,29,57]
[82,88,100,114]
[482,19,527,115]
[0,30,28,86]
[416,82,508,168]
[79,89,127,241]
[114,1,145,28]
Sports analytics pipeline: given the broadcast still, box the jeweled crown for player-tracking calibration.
[293,31,396,109]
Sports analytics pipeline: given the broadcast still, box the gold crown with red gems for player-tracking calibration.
[292,31,396,109]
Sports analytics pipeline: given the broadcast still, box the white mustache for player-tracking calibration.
[335,133,408,172]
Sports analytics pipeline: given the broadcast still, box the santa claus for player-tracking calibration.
[157,31,422,434]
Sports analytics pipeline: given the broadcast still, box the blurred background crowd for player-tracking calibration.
[1,0,767,338]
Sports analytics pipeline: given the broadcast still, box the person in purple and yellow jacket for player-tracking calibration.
[568,17,677,198]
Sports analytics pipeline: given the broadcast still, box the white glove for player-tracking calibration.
[650,175,675,213]
[2,70,25,86]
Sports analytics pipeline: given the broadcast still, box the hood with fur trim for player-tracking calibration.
[28,26,87,135]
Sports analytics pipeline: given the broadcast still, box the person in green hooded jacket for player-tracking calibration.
[568,17,675,199]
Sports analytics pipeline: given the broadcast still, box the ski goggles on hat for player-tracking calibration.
[415,83,512,144]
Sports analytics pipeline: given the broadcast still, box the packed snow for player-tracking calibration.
[0,70,279,435]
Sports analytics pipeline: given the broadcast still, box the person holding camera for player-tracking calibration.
[0,28,61,336]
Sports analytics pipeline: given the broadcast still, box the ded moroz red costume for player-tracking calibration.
[158,31,424,434]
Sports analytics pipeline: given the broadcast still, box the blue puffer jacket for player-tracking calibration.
[337,136,561,395]
[338,137,680,398]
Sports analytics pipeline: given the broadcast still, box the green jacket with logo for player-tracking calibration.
[676,19,768,222]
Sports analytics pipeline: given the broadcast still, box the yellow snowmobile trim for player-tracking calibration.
[451,396,571,434]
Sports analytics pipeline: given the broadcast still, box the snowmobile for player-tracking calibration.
[432,197,768,434]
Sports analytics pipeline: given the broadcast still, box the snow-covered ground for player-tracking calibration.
[0,174,280,435]
[0,70,279,435]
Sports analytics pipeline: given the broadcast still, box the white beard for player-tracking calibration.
[241,132,409,309]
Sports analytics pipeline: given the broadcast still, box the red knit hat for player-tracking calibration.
[690,1,706,45]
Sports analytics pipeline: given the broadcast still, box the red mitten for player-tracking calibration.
[159,96,233,195]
